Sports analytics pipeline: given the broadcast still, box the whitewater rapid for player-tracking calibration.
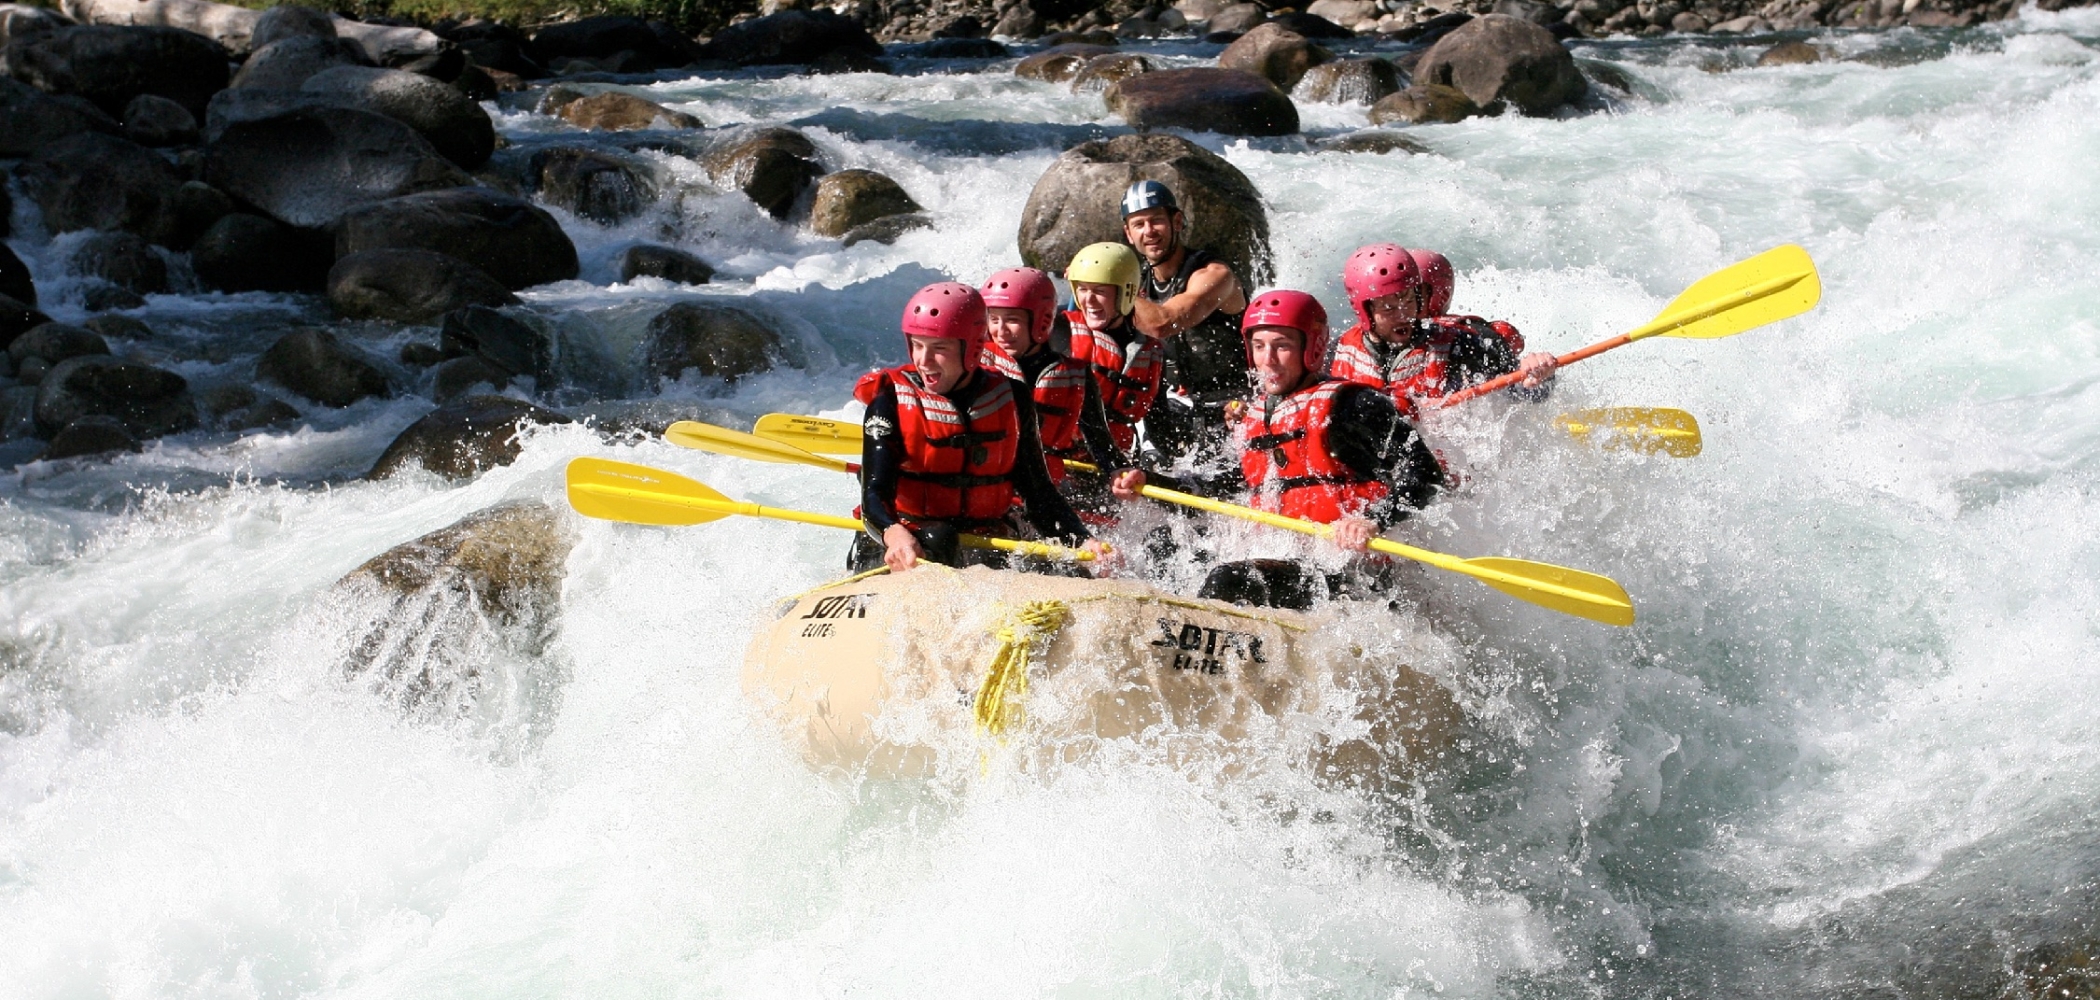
[4,9,2099,998]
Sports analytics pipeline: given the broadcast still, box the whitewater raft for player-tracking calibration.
[743,566,1464,779]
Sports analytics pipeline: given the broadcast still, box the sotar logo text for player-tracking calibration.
[801,593,875,620]
[1148,618,1267,676]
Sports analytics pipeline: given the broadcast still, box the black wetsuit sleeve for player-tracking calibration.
[859,383,905,540]
[1008,388,1092,542]
[1326,385,1447,527]
[1454,319,1549,403]
[1075,374,1125,471]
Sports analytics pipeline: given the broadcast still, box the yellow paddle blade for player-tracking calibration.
[666,420,854,473]
[1454,556,1637,627]
[1557,407,1702,458]
[566,456,733,526]
[1630,244,1821,342]
[754,413,862,455]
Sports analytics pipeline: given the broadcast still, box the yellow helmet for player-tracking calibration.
[1065,242,1140,316]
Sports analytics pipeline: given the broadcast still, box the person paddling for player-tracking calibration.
[978,266,1124,499]
[853,282,1107,574]
[1329,245,1557,407]
[1120,181,1250,463]
[1111,290,1445,607]
[1063,242,1166,461]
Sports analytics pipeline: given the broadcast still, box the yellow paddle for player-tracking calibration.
[1439,244,1822,406]
[564,456,1094,561]
[1555,407,1702,458]
[753,413,861,456]
[667,420,857,472]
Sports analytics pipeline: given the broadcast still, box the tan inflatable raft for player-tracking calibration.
[743,565,1465,780]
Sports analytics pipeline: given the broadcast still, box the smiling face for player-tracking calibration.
[1070,281,1122,329]
[1365,290,1421,342]
[908,335,970,394]
[985,306,1036,359]
[1248,327,1308,396]
[1121,206,1181,265]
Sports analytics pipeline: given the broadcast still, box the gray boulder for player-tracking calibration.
[1071,53,1153,93]
[204,106,472,228]
[810,169,920,239]
[256,328,389,407]
[190,212,333,293]
[841,213,931,247]
[327,248,517,324]
[12,132,184,244]
[702,127,824,220]
[431,356,508,402]
[1205,3,1269,33]
[1017,132,1271,286]
[67,230,168,293]
[301,65,494,168]
[439,305,552,383]
[534,146,657,225]
[556,91,701,131]
[530,14,693,69]
[1411,13,1585,115]
[333,188,579,291]
[366,394,573,480]
[7,24,230,115]
[1014,43,1116,83]
[1294,58,1401,105]
[0,3,73,49]
[0,77,118,157]
[44,414,141,458]
[1217,22,1332,91]
[642,301,784,386]
[8,322,109,367]
[250,3,336,50]
[33,354,196,439]
[1370,83,1482,124]
[616,244,713,285]
[58,0,262,53]
[119,92,198,145]
[698,10,882,67]
[229,35,368,90]
[1104,67,1299,137]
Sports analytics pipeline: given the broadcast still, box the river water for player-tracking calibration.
[4,9,2099,998]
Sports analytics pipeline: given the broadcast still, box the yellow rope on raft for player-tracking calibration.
[973,600,1072,737]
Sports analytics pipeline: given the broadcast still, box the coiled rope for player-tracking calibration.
[972,600,1072,736]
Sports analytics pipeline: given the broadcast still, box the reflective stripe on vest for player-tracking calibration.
[1235,378,1389,523]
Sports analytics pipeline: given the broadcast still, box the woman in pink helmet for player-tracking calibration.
[1328,245,1556,406]
[853,281,1108,574]
[978,266,1124,493]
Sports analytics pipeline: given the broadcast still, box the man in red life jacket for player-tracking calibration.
[1118,181,1250,464]
[1328,244,1557,406]
[1063,242,1165,460]
[978,267,1123,490]
[1110,290,1446,607]
[852,282,1107,574]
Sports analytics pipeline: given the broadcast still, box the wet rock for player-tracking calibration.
[1071,53,1153,93]
[67,230,168,294]
[0,384,36,440]
[230,35,369,90]
[0,294,54,351]
[332,20,447,70]
[222,396,300,431]
[399,341,445,367]
[1104,67,1299,137]
[256,328,388,407]
[533,84,587,116]
[0,243,34,306]
[530,14,693,70]
[13,132,185,244]
[80,284,145,312]
[443,19,543,77]
[6,24,230,116]
[190,212,333,293]
[326,248,518,324]
[166,179,236,249]
[841,212,931,246]
[1269,10,1354,37]
[1014,43,1117,83]
[534,146,657,225]
[1412,13,1585,115]
[366,394,573,480]
[44,414,140,458]
[119,92,198,146]
[15,356,51,384]
[810,169,921,239]
[33,354,196,438]
[205,106,473,228]
[1018,132,1271,286]
[557,91,701,131]
[1294,57,1400,104]
[616,244,714,285]
[301,65,496,169]
[1757,40,1823,66]
[1204,3,1269,33]
[698,9,883,67]
[1306,0,1379,29]
[1370,83,1485,124]
[8,323,109,367]
[991,3,1042,38]
[81,314,151,340]
[0,3,72,49]
[439,305,551,382]
[250,3,336,50]
[60,0,262,52]
[1491,0,1563,25]
[430,355,509,402]
[1218,22,1333,91]
[642,301,785,386]
[0,77,119,157]
[702,127,825,220]
[809,48,890,74]
[334,188,580,291]
[196,382,257,417]
[1315,130,1432,155]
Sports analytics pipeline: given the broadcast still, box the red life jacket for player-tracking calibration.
[1066,311,1163,453]
[1235,378,1389,523]
[1328,316,1525,404]
[882,366,1022,524]
[852,368,885,405]
[983,346,1090,482]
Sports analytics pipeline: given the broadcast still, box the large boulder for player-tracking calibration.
[1104,67,1299,137]
[301,65,494,169]
[33,354,196,438]
[119,92,197,145]
[249,3,335,50]
[702,127,825,220]
[330,19,445,69]
[366,394,572,480]
[1267,10,1354,37]
[205,106,473,228]
[67,230,168,293]
[556,91,701,131]
[1306,0,1380,30]
[698,9,881,67]
[0,295,54,350]
[0,3,73,49]
[12,132,185,244]
[1204,2,1269,33]
[616,244,713,286]
[256,328,389,407]
[809,169,920,239]
[534,146,657,225]
[641,301,785,386]
[0,77,118,157]
[439,305,552,383]
[44,414,141,458]
[229,35,368,90]
[190,212,333,292]
[444,19,542,77]
[0,242,36,306]
[1071,53,1153,93]
[1014,43,1116,83]
[327,248,517,324]
[1369,83,1482,124]
[334,188,579,291]
[1411,13,1585,115]
[1217,22,1332,91]
[58,0,259,52]
[1017,133,1271,286]
[7,23,230,115]
[1294,57,1401,104]
[9,322,109,367]
[530,14,692,69]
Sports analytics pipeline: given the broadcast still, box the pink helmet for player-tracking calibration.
[1242,289,1330,366]
[1408,248,1454,316]
[979,267,1058,346]
[1342,243,1423,331]
[901,281,988,368]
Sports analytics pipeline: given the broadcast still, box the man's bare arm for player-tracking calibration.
[1131,262,1246,340]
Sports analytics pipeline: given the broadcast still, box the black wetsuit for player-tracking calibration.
[1140,247,1248,464]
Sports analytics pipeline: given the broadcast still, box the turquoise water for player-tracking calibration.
[3,10,2098,997]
